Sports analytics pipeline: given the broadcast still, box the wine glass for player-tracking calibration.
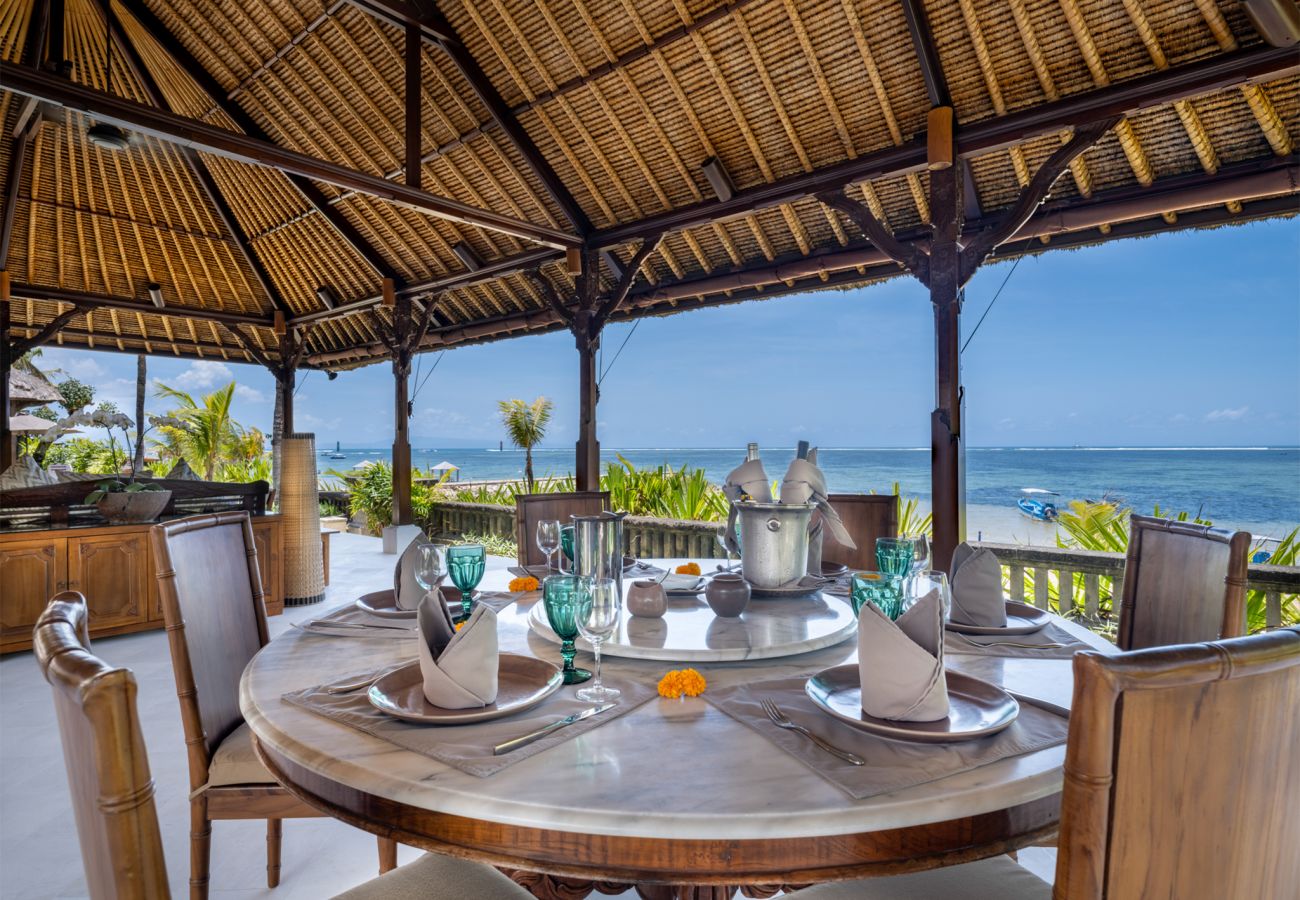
[559,524,575,574]
[906,533,930,575]
[575,576,621,703]
[413,543,443,602]
[541,575,592,685]
[444,544,486,620]
[536,519,561,573]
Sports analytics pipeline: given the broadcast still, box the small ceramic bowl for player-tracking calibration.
[627,579,668,618]
[705,573,751,617]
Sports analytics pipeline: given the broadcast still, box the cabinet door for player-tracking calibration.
[0,539,66,646]
[251,521,283,615]
[67,533,151,632]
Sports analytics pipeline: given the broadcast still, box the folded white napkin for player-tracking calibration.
[779,456,855,549]
[858,588,949,722]
[949,543,1007,627]
[416,596,499,709]
[660,573,704,592]
[724,457,773,504]
[393,531,432,611]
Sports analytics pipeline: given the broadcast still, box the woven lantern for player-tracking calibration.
[280,433,324,605]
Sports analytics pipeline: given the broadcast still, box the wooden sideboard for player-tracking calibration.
[0,515,283,653]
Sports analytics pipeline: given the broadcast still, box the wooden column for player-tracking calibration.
[1,287,12,471]
[928,107,965,572]
[391,288,414,526]
[277,331,296,434]
[575,312,600,491]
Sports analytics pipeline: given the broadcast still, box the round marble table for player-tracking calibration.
[241,558,1114,896]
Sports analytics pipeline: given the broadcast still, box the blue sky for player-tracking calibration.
[30,217,1300,449]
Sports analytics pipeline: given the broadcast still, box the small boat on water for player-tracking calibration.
[1017,488,1060,521]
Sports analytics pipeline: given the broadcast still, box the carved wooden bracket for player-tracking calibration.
[526,235,663,346]
[226,322,312,383]
[8,303,101,358]
[374,293,442,377]
[818,117,1117,291]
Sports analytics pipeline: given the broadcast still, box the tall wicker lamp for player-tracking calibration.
[280,433,324,605]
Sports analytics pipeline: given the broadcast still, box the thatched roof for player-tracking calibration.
[8,367,60,408]
[1,0,1296,370]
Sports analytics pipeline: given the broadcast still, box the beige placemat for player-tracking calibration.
[944,621,1094,659]
[283,672,656,777]
[295,593,520,640]
[706,675,1068,800]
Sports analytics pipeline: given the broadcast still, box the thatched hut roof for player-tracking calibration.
[8,367,61,410]
[1,0,1296,370]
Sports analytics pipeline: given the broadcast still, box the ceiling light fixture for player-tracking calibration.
[315,286,338,309]
[701,156,735,202]
[147,283,165,308]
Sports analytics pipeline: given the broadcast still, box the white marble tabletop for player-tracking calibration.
[241,556,1115,842]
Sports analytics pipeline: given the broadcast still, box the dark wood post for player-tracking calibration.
[390,282,414,527]
[927,107,965,572]
[1,285,12,471]
[575,310,600,491]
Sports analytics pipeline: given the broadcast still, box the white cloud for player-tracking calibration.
[234,384,266,403]
[173,360,234,389]
[1169,412,1189,423]
[1205,406,1248,422]
[297,411,342,430]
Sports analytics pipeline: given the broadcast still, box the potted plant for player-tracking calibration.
[84,478,171,524]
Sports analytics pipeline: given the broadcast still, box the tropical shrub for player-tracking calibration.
[601,455,729,521]
[153,382,261,480]
[218,454,273,484]
[42,437,124,474]
[451,474,575,505]
[346,462,436,536]
[453,532,518,559]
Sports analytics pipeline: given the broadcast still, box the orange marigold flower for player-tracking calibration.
[657,668,707,699]
[454,620,466,631]
[508,575,540,593]
[675,562,701,576]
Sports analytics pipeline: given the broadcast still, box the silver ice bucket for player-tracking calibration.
[734,500,814,589]
[571,510,626,596]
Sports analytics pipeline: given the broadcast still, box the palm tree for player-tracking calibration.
[497,397,552,493]
[155,382,239,480]
[132,355,147,476]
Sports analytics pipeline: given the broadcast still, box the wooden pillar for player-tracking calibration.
[1,287,12,472]
[392,291,413,526]
[927,107,966,573]
[575,315,600,491]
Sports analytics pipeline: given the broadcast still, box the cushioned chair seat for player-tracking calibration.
[333,852,534,899]
[207,722,276,787]
[788,856,1052,900]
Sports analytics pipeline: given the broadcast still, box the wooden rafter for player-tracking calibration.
[8,303,100,357]
[899,0,950,107]
[8,283,273,327]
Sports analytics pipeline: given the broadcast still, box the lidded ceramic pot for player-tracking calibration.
[627,579,668,618]
[705,573,751,617]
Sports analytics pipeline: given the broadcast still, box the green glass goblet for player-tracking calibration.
[559,525,575,573]
[875,537,915,577]
[850,571,904,620]
[542,575,592,684]
[445,544,486,619]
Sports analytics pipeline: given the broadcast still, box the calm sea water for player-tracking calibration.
[317,446,1300,541]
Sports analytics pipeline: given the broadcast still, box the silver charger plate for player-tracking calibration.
[749,575,825,598]
[367,653,562,724]
[355,586,464,620]
[945,601,1051,636]
[805,665,1019,743]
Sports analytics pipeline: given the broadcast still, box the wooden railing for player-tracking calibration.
[973,542,1300,631]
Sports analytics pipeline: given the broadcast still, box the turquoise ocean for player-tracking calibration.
[317,446,1300,545]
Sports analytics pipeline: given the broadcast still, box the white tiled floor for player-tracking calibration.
[0,532,1053,898]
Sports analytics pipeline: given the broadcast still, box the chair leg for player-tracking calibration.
[189,797,212,900]
[378,837,398,874]
[267,818,283,888]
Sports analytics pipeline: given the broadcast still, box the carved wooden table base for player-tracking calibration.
[506,871,806,900]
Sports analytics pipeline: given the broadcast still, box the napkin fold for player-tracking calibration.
[858,587,949,722]
[416,595,499,709]
[723,457,773,556]
[393,531,433,611]
[779,455,855,549]
[949,542,1007,627]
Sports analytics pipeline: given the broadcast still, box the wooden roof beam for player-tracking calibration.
[3,63,581,250]
[345,0,593,234]
[2,0,51,273]
[899,0,951,107]
[8,283,275,328]
[590,44,1298,247]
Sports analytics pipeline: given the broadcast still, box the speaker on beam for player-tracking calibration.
[1243,0,1300,46]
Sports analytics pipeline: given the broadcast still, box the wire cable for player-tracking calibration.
[598,319,642,385]
[961,238,1035,355]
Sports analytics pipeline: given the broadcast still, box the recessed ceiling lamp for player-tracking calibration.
[88,9,129,150]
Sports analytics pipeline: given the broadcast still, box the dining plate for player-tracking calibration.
[355,586,463,620]
[805,665,1019,743]
[820,562,849,577]
[945,601,1051,636]
[367,654,562,724]
[750,575,825,598]
[661,573,706,595]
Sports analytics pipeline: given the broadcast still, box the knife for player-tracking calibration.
[492,703,616,756]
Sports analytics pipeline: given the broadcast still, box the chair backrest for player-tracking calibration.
[1055,627,1300,899]
[35,592,170,900]
[150,512,269,791]
[821,494,899,571]
[514,491,610,566]
[1118,514,1249,651]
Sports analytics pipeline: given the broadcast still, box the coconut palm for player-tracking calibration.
[154,382,240,480]
[497,397,552,493]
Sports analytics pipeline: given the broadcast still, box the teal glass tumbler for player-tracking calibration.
[850,571,904,620]
[875,537,915,577]
[445,544,486,619]
[542,575,592,684]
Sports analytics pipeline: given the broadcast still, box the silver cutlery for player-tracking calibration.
[325,662,411,694]
[761,698,865,766]
[299,619,416,633]
[949,633,1067,650]
[492,703,616,755]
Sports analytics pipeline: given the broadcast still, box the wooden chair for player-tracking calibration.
[1118,514,1250,650]
[514,491,610,566]
[34,592,533,900]
[821,494,899,571]
[149,511,396,897]
[789,625,1300,900]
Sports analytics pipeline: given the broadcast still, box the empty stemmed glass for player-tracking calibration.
[575,576,621,703]
[444,544,486,620]
[905,533,931,575]
[536,519,561,573]
[541,575,592,684]
[413,543,443,602]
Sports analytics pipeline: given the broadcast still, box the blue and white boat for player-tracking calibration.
[1017,488,1060,521]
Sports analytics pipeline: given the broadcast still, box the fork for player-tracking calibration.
[325,662,411,694]
[761,698,865,766]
